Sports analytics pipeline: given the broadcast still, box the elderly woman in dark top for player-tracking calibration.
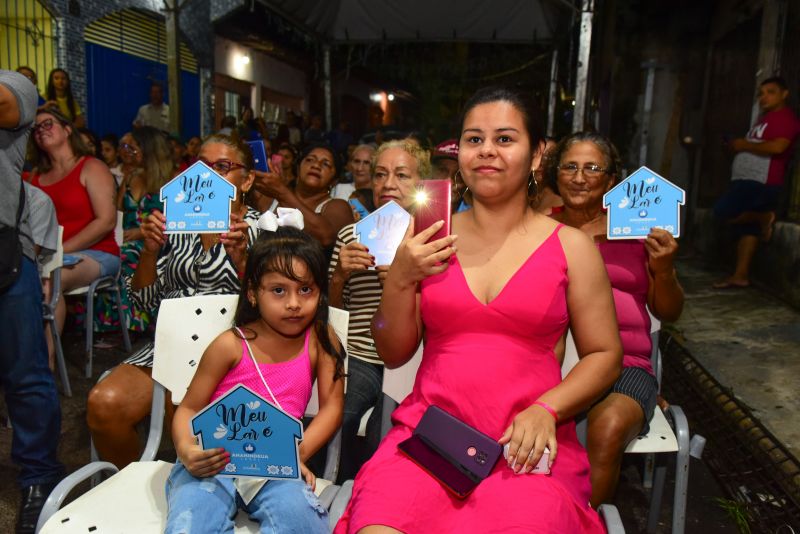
[249,142,354,249]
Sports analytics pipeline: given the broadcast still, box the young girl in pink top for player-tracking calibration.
[166,218,345,534]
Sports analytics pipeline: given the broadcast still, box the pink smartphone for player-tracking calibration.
[413,180,452,243]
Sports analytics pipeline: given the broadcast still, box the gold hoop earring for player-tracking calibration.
[527,171,539,200]
[455,170,469,201]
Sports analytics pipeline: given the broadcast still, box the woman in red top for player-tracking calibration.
[29,108,119,364]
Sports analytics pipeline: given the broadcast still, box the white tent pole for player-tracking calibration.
[547,49,559,137]
[323,44,332,132]
[572,0,594,133]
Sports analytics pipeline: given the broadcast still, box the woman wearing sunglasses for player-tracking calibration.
[114,126,173,332]
[86,134,259,469]
[29,108,119,368]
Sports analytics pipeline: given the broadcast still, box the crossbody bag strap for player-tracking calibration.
[15,182,25,229]
[234,327,283,410]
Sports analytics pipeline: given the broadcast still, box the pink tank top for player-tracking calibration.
[210,329,313,420]
[597,239,654,375]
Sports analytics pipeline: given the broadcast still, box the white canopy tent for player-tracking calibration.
[256,0,593,132]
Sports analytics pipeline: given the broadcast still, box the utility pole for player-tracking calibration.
[572,0,594,133]
[164,0,183,134]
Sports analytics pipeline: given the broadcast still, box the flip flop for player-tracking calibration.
[712,280,750,289]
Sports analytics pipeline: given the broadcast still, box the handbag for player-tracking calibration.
[0,184,26,292]
[397,405,502,498]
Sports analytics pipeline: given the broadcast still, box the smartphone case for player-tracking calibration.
[413,180,452,243]
[398,405,501,498]
[246,140,270,172]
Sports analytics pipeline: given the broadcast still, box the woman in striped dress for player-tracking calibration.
[328,139,431,482]
[86,135,260,468]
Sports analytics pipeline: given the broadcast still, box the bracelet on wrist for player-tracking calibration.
[533,401,559,424]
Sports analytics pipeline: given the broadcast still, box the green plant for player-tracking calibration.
[714,497,752,534]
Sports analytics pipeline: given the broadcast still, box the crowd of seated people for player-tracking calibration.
[6,66,687,533]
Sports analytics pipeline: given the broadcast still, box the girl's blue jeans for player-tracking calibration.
[165,462,329,534]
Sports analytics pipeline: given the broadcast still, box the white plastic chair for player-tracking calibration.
[64,212,131,378]
[37,295,350,533]
[562,315,697,534]
[41,226,71,397]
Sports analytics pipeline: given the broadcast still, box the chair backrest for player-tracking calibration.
[304,306,350,416]
[41,226,64,279]
[152,294,238,404]
[114,212,124,247]
[151,295,349,409]
[381,341,424,404]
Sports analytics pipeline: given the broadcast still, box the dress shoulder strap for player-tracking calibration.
[315,197,333,214]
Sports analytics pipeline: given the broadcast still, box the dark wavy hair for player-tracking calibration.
[460,85,545,153]
[46,68,78,121]
[544,131,623,195]
[233,226,346,380]
[459,85,545,203]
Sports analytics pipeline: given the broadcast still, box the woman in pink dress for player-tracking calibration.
[334,87,623,533]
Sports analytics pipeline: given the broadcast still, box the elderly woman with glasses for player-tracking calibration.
[86,134,259,469]
[29,108,119,368]
[546,131,684,508]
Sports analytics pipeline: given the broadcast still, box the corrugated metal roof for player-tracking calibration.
[85,8,197,72]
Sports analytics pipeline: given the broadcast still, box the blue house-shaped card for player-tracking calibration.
[603,166,685,239]
[160,160,236,233]
[191,384,303,480]
[354,200,411,267]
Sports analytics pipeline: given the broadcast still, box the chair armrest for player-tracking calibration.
[317,483,340,510]
[666,405,690,453]
[323,427,342,482]
[36,461,119,532]
[140,382,166,461]
[598,503,626,533]
[328,479,353,527]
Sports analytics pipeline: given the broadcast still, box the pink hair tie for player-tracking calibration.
[533,401,559,424]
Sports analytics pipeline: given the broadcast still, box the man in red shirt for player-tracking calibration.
[713,76,800,288]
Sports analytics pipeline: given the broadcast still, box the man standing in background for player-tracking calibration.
[132,81,170,132]
[713,76,800,289]
[0,69,64,534]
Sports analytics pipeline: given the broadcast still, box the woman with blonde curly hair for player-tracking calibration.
[329,138,431,482]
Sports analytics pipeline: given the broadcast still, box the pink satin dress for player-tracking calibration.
[334,225,605,533]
